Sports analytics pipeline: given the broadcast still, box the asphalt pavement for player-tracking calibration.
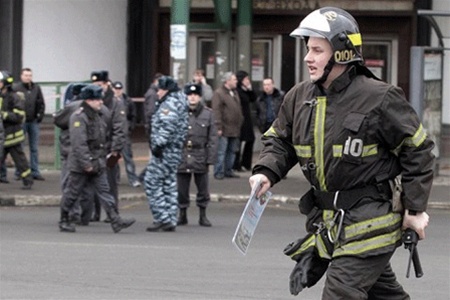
[0,142,449,209]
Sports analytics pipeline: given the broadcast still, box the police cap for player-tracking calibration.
[80,84,103,100]
[91,70,109,82]
[157,76,179,92]
[184,83,202,96]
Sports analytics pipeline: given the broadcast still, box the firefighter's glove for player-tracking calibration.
[288,248,329,295]
[284,233,329,295]
[151,146,164,159]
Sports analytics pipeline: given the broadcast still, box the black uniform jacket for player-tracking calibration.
[254,66,435,212]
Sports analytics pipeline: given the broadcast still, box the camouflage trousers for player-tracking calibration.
[144,156,179,226]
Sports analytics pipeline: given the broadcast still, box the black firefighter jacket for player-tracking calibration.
[1,90,26,147]
[177,103,218,174]
[254,66,435,258]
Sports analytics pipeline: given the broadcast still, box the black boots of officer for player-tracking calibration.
[59,211,76,233]
[177,208,188,225]
[177,207,211,227]
[59,209,135,233]
[199,207,212,227]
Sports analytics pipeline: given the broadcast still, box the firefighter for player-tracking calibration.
[0,71,33,189]
[249,7,434,299]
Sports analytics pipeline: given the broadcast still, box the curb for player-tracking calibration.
[1,193,449,210]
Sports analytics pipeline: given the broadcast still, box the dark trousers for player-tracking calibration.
[93,164,119,218]
[2,144,32,181]
[61,171,117,219]
[233,139,254,171]
[177,172,210,209]
[323,252,409,300]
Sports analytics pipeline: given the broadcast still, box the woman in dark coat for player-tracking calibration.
[233,70,256,171]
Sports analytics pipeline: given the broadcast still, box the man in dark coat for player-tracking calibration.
[12,68,46,180]
[177,83,218,227]
[255,77,284,134]
[233,70,256,172]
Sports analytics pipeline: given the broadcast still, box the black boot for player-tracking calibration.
[22,177,33,190]
[199,207,212,227]
[177,208,188,225]
[111,216,136,233]
[59,211,76,232]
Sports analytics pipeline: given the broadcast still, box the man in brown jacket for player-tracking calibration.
[211,72,243,179]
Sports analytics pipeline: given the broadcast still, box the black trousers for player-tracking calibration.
[233,139,254,171]
[322,252,409,300]
[3,144,32,181]
[177,172,210,209]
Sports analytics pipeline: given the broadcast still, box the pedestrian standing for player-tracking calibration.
[255,77,284,134]
[211,72,243,179]
[0,71,33,189]
[145,76,188,232]
[177,83,218,227]
[112,81,140,188]
[249,7,434,299]
[233,70,256,172]
[191,69,213,107]
[12,68,46,181]
[58,84,135,233]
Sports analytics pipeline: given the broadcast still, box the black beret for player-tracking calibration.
[91,70,109,82]
[80,84,103,100]
[157,76,179,92]
[184,83,202,96]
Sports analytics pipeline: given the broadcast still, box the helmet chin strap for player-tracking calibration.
[314,59,335,86]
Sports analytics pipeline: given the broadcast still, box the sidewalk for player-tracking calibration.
[1,142,449,209]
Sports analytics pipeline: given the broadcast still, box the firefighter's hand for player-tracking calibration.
[249,174,271,198]
[402,210,429,240]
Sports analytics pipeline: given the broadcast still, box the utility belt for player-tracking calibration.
[313,181,392,211]
[185,141,205,150]
[300,181,392,215]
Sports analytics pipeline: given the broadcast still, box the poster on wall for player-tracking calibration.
[170,24,187,60]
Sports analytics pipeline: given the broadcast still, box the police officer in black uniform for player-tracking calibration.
[59,84,135,233]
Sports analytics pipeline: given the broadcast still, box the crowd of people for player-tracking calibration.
[0,65,284,233]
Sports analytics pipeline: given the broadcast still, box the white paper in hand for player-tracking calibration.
[232,179,272,255]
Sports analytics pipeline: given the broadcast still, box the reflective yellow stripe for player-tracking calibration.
[289,234,315,258]
[333,144,377,157]
[263,126,278,138]
[392,124,427,155]
[5,130,25,146]
[348,33,362,46]
[13,108,25,116]
[333,145,342,157]
[294,145,312,158]
[20,169,31,178]
[333,229,402,257]
[362,144,378,157]
[345,213,402,240]
[404,124,427,147]
[315,97,327,191]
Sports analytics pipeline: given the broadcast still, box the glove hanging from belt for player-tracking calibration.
[283,233,330,295]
